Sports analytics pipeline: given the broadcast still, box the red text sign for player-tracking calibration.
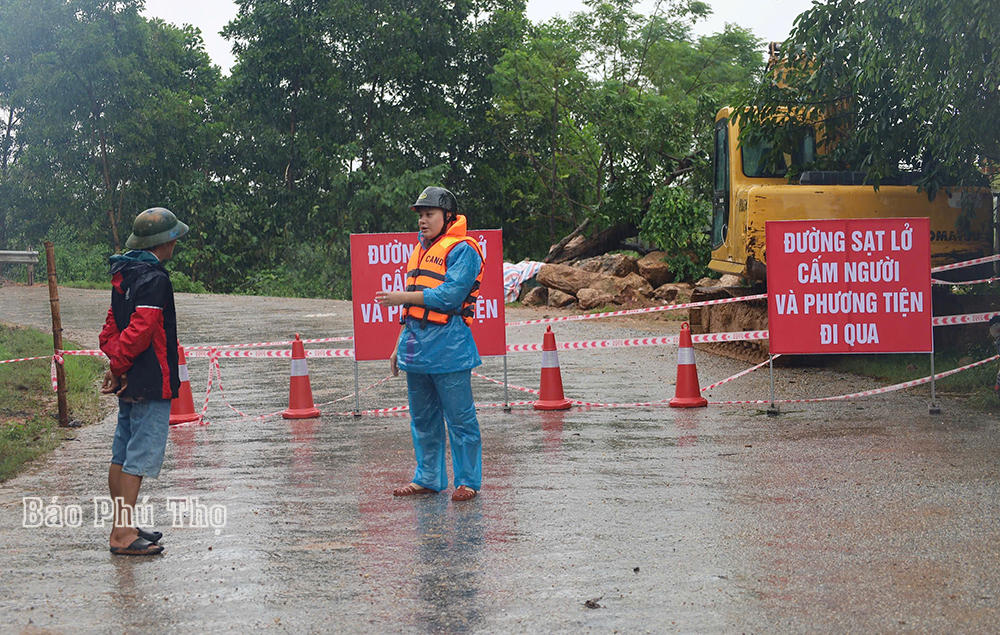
[766,218,932,354]
[350,230,506,361]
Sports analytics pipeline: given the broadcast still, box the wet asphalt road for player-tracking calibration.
[2,285,1000,634]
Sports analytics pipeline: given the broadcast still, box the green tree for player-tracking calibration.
[221,0,525,296]
[737,0,1000,195]
[0,0,222,263]
[490,0,761,267]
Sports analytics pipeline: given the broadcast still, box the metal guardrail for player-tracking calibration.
[0,250,40,285]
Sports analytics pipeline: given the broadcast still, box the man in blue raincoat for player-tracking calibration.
[375,186,484,502]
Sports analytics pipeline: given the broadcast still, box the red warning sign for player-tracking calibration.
[350,230,506,361]
[766,218,932,354]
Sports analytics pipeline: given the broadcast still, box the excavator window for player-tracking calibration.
[742,128,816,178]
[712,120,730,248]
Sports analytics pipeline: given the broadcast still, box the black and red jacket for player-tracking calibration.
[99,251,180,401]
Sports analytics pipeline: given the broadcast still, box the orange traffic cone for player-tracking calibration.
[283,334,321,419]
[669,322,708,408]
[170,345,203,425]
[534,326,572,410]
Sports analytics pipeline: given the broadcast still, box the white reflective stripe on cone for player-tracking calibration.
[178,364,189,382]
[541,350,560,369]
[290,359,309,377]
[677,347,696,366]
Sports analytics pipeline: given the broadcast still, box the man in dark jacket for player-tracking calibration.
[99,207,188,556]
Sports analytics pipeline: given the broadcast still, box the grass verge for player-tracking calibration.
[828,343,1000,410]
[0,323,107,482]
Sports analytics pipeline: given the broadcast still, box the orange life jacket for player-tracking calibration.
[402,215,485,328]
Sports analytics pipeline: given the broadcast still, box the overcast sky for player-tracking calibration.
[143,0,815,74]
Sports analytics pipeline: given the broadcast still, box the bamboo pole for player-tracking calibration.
[44,242,69,427]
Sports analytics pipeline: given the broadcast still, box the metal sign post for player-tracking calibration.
[354,360,361,418]
[767,355,780,417]
[929,344,941,415]
[503,355,511,413]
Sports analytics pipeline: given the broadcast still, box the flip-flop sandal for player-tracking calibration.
[136,527,162,544]
[393,483,438,497]
[451,486,478,502]
[110,537,164,556]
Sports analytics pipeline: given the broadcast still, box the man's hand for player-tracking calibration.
[100,370,119,395]
[100,371,128,396]
[389,350,399,377]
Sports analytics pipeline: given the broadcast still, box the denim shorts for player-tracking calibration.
[111,399,171,478]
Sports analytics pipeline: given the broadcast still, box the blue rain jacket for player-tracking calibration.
[396,238,483,375]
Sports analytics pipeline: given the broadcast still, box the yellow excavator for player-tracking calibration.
[688,106,996,361]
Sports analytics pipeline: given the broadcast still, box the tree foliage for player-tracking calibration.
[737,0,1000,195]
[491,0,761,264]
[1,0,764,294]
[0,0,221,264]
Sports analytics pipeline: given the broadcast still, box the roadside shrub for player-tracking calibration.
[639,186,713,282]
[170,271,208,294]
[43,226,113,284]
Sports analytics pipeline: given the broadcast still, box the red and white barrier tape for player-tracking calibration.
[209,352,250,418]
[186,348,355,358]
[506,330,769,353]
[930,253,1000,273]
[316,374,396,407]
[701,355,780,392]
[932,277,1000,285]
[709,354,1000,405]
[0,355,52,365]
[932,311,1000,326]
[329,400,539,417]
[186,336,354,351]
[504,294,769,328]
[472,371,540,396]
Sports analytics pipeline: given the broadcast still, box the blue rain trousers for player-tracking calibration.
[406,369,482,492]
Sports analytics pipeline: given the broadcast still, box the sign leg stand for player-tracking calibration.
[929,348,941,415]
[767,355,780,417]
[503,355,511,413]
[354,360,361,418]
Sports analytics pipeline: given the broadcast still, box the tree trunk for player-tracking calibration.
[85,82,120,251]
[543,154,699,263]
[285,86,299,191]
[547,221,638,263]
[549,88,558,244]
[0,107,14,250]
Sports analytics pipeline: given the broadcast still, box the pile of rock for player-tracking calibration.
[521,251,738,310]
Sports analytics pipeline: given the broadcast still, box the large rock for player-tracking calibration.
[547,289,576,308]
[577,288,615,310]
[576,253,639,277]
[652,284,679,303]
[537,264,614,296]
[620,272,654,298]
[637,251,673,287]
[522,285,547,306]
[718,274,742,287]
[614,286,648,307]
[591,276,628,297]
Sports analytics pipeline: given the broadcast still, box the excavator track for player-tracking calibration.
[688,286,770,364]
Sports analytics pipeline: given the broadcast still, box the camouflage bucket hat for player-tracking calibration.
[125,207,189,250]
